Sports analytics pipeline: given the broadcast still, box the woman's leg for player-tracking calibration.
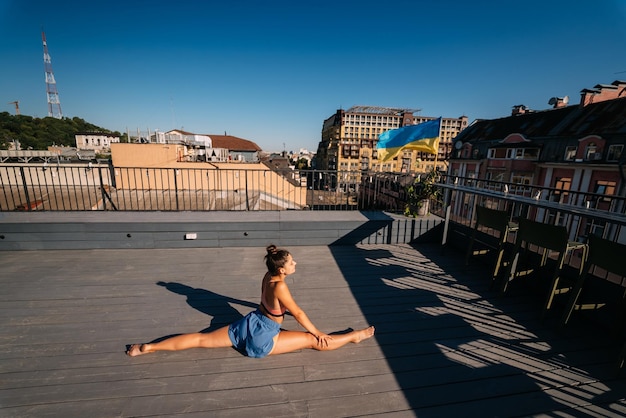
[269,326,375,356]
[127,325,232,356]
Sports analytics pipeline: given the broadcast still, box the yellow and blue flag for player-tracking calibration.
[376,117,441,162]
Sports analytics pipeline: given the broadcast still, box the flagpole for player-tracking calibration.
[434,117,441,171]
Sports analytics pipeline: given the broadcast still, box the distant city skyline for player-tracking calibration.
[1,0,625,153]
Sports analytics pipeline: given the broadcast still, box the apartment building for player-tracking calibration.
[315,106,468,180]
[449,80,626,205]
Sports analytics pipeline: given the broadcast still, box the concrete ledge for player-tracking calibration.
[0,211,442,250]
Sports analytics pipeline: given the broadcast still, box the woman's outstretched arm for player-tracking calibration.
[273,281,332,347]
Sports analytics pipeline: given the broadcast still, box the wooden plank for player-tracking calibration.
[1,243,625,417]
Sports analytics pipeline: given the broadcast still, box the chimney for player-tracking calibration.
[512,104,529,116]
[580,80,626,107]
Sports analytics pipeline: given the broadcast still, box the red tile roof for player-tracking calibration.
[166,130,262,151]
[208,135,262,152]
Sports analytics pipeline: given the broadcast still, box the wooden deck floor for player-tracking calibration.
[1,243,625,417]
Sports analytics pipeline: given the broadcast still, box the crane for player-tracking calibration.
[8,101,20,115]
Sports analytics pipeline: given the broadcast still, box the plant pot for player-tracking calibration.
[406,199,430,217]
[417,199,429,216]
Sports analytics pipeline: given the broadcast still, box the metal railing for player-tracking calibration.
[435,174,626,244]
[2,162,625,240]
[0,163,394,212]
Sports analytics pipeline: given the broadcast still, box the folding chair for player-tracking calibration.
[502,218,588,318]
[561,235,626,325]
[559,235,626,371]
[464,205,517,287]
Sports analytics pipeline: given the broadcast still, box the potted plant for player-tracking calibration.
[404,169,441,217]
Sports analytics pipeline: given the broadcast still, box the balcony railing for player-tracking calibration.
[0,164,391,212]
[2,163,625,240]
[435,174,626,244]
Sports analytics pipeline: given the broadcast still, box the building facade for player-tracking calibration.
[149,130,261,163]
[315,106,468,179]
[75,132,120,153]
[449,80,626,210]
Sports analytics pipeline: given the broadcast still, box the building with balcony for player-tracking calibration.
[315,106,468,181]
[449,80,626,204]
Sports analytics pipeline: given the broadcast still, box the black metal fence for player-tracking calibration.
[0,163,405,212]
[433,174,626,254]
[435,173,626,241]
[2,163,626,239]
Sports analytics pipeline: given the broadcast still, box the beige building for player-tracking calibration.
[110,143,307,210]
[75,132,120,153]
[316,106,468,176]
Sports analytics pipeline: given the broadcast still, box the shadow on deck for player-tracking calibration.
[331,244,626,416]
[0,242,625,417]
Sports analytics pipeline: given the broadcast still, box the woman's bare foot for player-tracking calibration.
[355,326,375,343]
[126,344,149,357]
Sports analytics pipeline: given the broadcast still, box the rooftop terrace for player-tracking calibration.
[2,237,625,417]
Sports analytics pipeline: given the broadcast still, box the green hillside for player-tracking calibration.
[0,112,122,150]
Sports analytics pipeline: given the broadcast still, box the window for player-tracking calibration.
[510,173,533,194]
[594,180,616,196]
[485,171,505,191]
[607,144,623,162]
[554,177,571,193]
[564,146,577,161]
[511,174,532,185]
[521,148,539,159]
[488,148,507,159]
[502,147,540,160]
[553,177,572,203]
[585,143,599,160]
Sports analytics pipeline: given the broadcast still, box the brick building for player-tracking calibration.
[449,80,626,204]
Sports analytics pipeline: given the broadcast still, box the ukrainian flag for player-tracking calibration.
[376,117,441,162]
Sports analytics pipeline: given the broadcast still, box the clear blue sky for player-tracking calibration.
[1,0,625,153]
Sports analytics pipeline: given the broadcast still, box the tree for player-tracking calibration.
[294,158,309,170]
[0,113,118,150]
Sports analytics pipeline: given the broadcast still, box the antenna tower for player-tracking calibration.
[42,30,63,119]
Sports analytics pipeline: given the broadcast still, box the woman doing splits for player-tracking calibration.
[126,244,375,358]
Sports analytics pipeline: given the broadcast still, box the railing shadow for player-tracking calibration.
[329,242,625,416]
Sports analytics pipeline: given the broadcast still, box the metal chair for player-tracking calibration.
[561,235,626,325]
[559,235,626,371]
[464,205,517,287]
[502,218,588,318]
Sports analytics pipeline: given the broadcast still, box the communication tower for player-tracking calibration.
[42,30,63,119]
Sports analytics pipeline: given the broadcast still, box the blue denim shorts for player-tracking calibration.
[228,309,281,358]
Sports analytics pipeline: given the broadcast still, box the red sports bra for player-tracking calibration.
[261,282,287,317]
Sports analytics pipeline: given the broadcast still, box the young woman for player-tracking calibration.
[126,244,375,358]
